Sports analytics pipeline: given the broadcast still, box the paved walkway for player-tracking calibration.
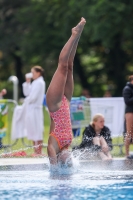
[0,158,48,166]
[0,157,125,166]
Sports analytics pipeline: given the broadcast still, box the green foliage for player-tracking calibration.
[83,0,133,96]
[1,0,133,97]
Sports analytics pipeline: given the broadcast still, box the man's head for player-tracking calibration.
[129,75,133,84]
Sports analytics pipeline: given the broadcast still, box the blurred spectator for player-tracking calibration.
[73,113,112,160]
[23,66,45,156]
[12,66,45,156]
[72,128,80,137]
[82,89,91,98]
[103,90,112,97]
[0,89,7,99]
[123,75,133,159]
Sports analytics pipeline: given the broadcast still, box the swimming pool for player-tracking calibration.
[0,160,133,200]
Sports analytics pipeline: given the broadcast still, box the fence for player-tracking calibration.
[89,97,125,155]
[0,97,125,155]
[71,97,125,155]
[70,97,91,129]
[0,99,18,151]
[0,99,47,153]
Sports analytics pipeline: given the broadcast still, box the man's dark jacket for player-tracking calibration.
[123,82,133,113]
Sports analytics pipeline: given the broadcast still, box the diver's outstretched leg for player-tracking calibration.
[46,18,86,112]
[64,17,86,101]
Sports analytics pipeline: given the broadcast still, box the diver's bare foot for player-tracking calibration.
[72,17,86,36]
[80,17,86,25]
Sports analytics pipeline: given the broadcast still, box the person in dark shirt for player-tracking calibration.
[73,113,113,160]
[123,75,133,159]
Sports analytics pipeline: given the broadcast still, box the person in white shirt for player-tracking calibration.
[12,66,45,156]
[22,66,45,155]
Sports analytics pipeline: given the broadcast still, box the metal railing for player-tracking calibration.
[0,99,48,153]
[0,99,18,151]
[70,97,125,155]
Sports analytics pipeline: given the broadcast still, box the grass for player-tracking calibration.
[1,106,50,156]
[1,103,133,157]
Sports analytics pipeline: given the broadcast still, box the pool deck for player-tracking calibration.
[0,158,47,166]
[1,157,133,171]
[0,157,126,166]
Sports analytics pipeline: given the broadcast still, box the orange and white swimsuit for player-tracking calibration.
[50,96,73,150]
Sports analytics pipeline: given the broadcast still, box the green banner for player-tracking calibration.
[0,103,8,138]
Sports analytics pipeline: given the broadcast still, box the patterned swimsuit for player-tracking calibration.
[50,96,73,150]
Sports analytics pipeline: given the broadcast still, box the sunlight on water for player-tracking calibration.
[0,148,133,199]
[0,170,133,200]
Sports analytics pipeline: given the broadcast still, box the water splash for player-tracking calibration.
[49,149,92,175]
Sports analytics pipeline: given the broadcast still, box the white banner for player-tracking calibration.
[90,97,125,138]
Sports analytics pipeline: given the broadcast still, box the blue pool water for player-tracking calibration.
[0,160,133,200]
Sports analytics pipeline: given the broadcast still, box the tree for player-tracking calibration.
[82,0,133,96]
[1,0,133,98]
[0,0,30,96]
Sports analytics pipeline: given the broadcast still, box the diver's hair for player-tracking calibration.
[129,75,133,82]
[32,65,44,76]
[90,113,104,128]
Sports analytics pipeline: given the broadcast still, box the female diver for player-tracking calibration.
[46,17,86,166]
